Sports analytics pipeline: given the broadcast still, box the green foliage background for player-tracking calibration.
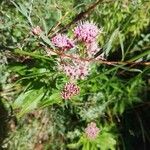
[0,0,150,149]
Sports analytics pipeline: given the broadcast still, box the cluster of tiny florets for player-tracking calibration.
[74,21,100,43]
[60,58,90,80]
[86,42,100,58]
[61,82,80,100]
[85,122,100,140]
[51,34,74,51]
[86,42,104,60]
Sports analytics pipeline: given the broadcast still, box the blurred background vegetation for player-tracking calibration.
[0,0,150,149]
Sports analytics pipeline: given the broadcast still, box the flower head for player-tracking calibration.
[61,82,80,100]
[51,34,74,51]
[31,26,42,35]
[60,57,90,80]
[85,122,100,140]
[74,21,100,43]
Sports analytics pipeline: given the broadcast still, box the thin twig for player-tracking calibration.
[58,0,105,33]
[48,12,69,36]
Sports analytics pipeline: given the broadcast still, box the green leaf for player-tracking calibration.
[98,130,116,150]
[11,1,33,26]
[42,18,48,35]
[39,92,61,108]
[128,50,150,61]
[8,64,27,75]
[14,88,45,118]
[67,141,82,149]
[14,49,54,62]
[18,3,28,17]
[13,83,31,107]
[118,32,125,61]
[40,33,55,49]
[104,29,119,56]
[11,1,28,17]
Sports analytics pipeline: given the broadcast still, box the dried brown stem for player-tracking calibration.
[46,47,150,66]
[57,0,104,33]
[48,12,69,36]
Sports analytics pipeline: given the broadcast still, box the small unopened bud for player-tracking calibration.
[31,26,42,36]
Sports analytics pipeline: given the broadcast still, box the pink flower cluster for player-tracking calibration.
[51,34,74,51]
[60,58,90,80]
[74,21,100,43]
[74,22,102,59]
[61,82,80,100]
[85,122,100,140]
[50,21,102,100]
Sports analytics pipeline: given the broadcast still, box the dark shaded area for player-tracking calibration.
[119,84,150,150]
[0,100,9,149]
